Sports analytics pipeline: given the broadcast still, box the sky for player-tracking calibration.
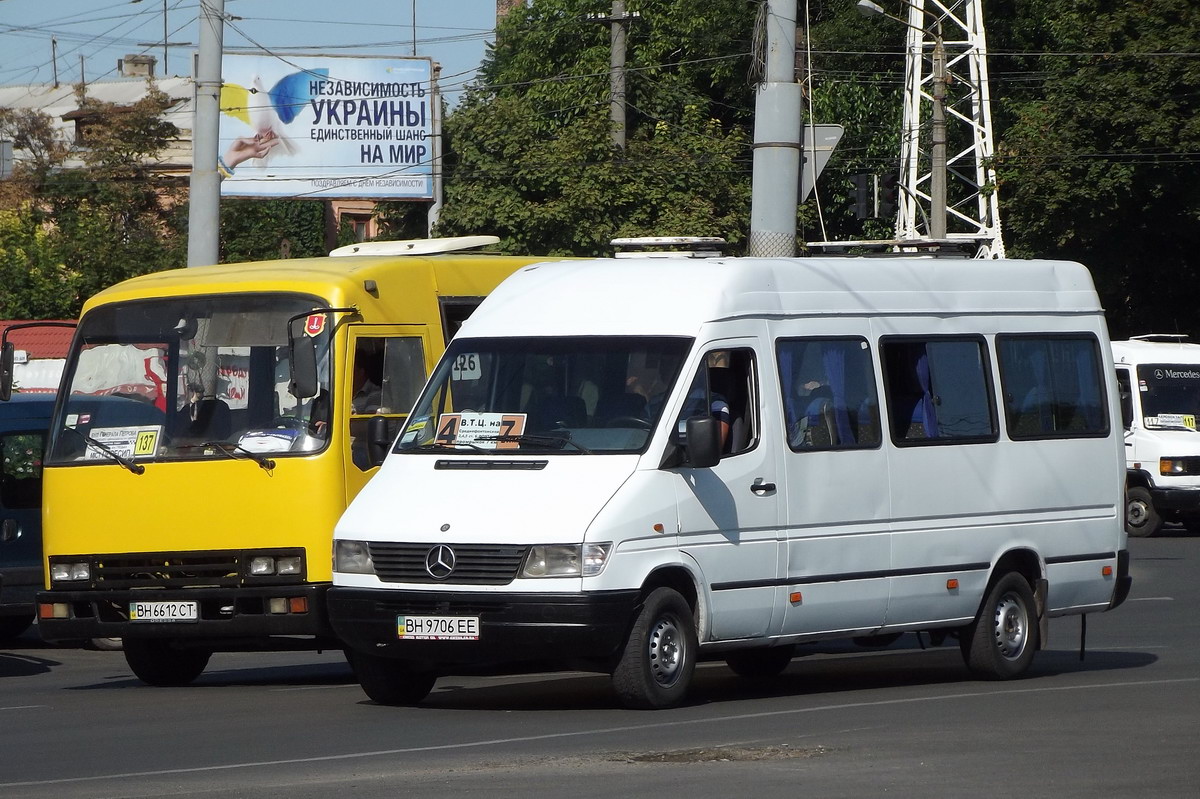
[0,0,499,103]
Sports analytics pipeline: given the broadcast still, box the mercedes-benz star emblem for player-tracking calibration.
[425,544,456,579]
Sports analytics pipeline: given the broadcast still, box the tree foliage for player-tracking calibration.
[988,0,1200,337]
[3,1,1199,336]
[434,0,758,254]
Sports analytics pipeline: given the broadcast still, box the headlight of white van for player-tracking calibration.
[521,543,612,578]
[334,540,375,574]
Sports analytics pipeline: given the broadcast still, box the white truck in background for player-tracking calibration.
[1113,334,1200,536]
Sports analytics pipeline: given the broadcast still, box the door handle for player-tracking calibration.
[750,481,776,495]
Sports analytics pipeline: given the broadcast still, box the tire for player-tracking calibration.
[122,638,211,686]
[960,572,1039,680]
[724,645,796,678]
[1126,486,1163,537]
[0,614,34,640]
[349,651,436,706]
[612,587,697,709]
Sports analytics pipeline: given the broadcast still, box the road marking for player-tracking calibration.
[1128,596,1174,601]
[2,676,1196,789]
[0,705,45,711]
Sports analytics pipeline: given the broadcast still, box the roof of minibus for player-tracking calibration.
[460,256,1103,338]
[80,253,556,316]
[1112,337,1200,366]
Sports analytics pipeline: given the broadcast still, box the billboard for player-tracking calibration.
[218,53,435,199]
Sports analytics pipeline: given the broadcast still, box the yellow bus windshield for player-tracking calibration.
[49,293,335,465]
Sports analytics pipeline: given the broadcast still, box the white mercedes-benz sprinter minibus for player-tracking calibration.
[329,256,1132,709]
[1113,334,1200,536]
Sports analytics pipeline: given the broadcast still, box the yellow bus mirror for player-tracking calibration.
[0,341,14,401]
[290,336,319,399]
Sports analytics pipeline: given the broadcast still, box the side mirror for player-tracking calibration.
[1,517,18,543]
[0,342,13,401]
[367,415,391,468]
[685,416,721,468]
[289,336,319,400]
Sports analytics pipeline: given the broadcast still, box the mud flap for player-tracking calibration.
[1035,578,1049,649]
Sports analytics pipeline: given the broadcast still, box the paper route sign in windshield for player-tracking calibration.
[435,413,526,449]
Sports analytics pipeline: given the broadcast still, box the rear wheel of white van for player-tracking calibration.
[612,587,697,709]
[1125,486,1163,537]
[724,645,796,678]
[123,638,211,686]
[349,651,436,706]
[960,573,1039,680]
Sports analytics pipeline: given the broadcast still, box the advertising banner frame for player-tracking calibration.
[218,51,436,200]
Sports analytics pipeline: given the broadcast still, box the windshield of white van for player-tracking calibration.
[47,294,334,465]
[1137,363,1200,430]
[395,336,691,454]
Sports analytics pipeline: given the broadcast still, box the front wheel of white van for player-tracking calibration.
[1125,486,1163,537]
[960,573,1039,680]
[612,588,697,709]
[349,651,436,706]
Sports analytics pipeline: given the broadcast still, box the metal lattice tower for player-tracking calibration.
[896,0,1004,258]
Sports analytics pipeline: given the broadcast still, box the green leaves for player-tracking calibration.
[428,0,758,254]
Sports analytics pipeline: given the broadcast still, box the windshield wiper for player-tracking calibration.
[410,440,491,453]
[61,426,145,475]
[476,433,593,454]
[202,441,276,470]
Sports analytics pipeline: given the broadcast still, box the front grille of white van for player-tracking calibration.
[368,542,529,585]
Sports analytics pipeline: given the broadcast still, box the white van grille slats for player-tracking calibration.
[368,543,529,584]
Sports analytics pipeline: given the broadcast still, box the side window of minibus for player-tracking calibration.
[777,337,881,450]
[881,337,997,445]
[675,348,757,456]
[996,335,1109,438]
[349,336,425,470]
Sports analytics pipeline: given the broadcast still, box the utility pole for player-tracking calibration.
[427,64,443,235]
[748,0,801,256]
[929,23,946,240]
[51,38,58,88]
[187,0,224,268]
[609,0,628,148]
[590,2,638,149]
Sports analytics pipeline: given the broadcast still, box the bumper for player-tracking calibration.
[1148,486,1200,512]
[328,587,642,671]
[1109,549,1133,611]
[0,566,40,615]
[35,584,336,646]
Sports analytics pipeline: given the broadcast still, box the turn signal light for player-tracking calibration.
[946,579,960,590]
[38,603,68,619]
[789,591,803,604]
[1102,565,1113,577]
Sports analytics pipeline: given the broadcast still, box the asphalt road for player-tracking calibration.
[2,532,1197,799]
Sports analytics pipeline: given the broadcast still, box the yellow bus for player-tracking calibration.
[25,237,550,685]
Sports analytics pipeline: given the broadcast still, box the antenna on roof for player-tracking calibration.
[611,236,726,259]
[329,235,501,257]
